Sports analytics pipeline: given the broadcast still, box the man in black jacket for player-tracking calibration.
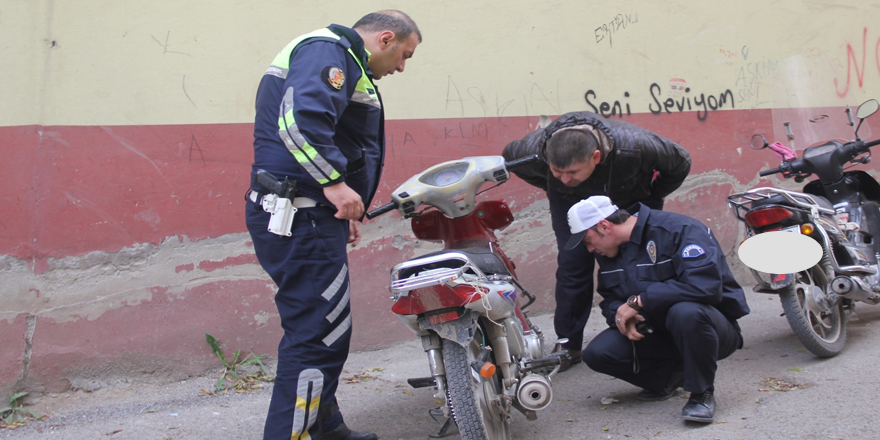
[566,196,749,422]
[501,111,691,371]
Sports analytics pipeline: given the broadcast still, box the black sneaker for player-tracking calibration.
[681,388,716,423]
[637,371,684,401]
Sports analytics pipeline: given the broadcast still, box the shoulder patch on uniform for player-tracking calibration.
[682,244,705,258]
[322,66,345,90]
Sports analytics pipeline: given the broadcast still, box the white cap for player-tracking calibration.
[564,196,619,250]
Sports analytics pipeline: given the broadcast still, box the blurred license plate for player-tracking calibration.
[781,225,800,233]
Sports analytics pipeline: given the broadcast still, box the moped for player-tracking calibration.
[367,155,564,439]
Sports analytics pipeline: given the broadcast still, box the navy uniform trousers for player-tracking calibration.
[246,196,353,440]
[583,302,742,394]
[548,190,663,352]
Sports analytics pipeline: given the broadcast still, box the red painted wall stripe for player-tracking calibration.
[4,109,878,263]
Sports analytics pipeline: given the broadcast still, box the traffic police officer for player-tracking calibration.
[566,196,749,423]
[245,11,421,440]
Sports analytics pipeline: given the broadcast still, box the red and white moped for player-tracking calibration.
[367,155,564,440]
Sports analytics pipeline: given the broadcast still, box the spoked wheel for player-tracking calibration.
[779,261,846,358]
[442,329,511,440]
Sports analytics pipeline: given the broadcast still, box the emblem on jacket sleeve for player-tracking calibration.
[682,244,705,258]
[322,66,345,90]
[646,240,657,263]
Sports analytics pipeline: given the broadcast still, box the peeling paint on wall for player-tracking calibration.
[6,0,880,396]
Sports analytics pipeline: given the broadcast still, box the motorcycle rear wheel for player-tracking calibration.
[779,263,846,358]
[442,330,511,440]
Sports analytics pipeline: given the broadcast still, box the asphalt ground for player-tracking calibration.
[4,290,880,440]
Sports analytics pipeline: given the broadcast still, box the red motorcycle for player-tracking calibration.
[367,155,563,440]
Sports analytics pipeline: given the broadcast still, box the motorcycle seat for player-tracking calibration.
[397,247,511,279]
[750,193,833,211]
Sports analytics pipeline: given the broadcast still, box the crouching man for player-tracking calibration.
[566,196,749,422]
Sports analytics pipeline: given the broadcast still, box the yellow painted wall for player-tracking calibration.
[3,1,880,127]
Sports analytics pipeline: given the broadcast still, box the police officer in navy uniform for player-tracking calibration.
[245,11,421,440]
[565,196,749,423]
[502,112,691,371]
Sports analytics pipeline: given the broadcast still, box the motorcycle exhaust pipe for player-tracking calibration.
[831,276,854,295]
[517,374,553,411]
[830,275,880,303]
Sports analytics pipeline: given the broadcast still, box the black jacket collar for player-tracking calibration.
[626,203,651,246]
[328,24,373,77]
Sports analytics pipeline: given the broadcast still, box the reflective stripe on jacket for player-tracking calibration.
[251,25,385,209]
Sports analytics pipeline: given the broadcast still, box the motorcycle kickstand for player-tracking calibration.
[428,408,456,438]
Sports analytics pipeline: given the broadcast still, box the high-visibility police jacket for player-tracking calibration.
[250,24,384,210]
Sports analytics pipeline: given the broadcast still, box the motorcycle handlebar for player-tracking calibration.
[759,136,880,177]
[365,201,398,220]
[860,138,880,151]
[366,154,537,221]
[756,136,880,179]
[839,137,880,159]
[505,154,540,170]
[759,167,782,177]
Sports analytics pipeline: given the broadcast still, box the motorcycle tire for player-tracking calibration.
[442,330,511,440]
[779,262,846,358]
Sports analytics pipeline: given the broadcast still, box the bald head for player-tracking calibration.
[353,10,422,43]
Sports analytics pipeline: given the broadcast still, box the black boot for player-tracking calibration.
[637,370,684,402]
[314,401,378,440]
[320,422,378,440]
[681,388,716,423]
[551,346,582,373]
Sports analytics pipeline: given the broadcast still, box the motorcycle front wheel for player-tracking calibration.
[779,261,846,358]
[442,329,511,440]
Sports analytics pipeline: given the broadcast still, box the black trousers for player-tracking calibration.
[246,197,352,440]
[583,302,742,394]
[548,190,594,351]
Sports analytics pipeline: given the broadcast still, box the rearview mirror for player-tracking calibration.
[856,99,879,119]
[750,134,769,150]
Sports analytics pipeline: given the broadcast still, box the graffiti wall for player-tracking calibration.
[2,0,880,394]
